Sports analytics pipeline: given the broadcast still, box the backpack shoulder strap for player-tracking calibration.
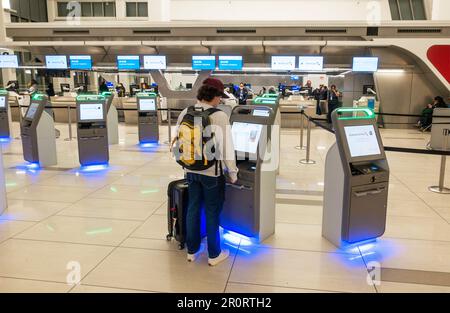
[205,108,221,115]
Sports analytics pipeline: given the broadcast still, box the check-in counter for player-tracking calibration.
[9,94,21,122]
[122,97,138,124]
[49,96,77,123]
[279,96,319,128]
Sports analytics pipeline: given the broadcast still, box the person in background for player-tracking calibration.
[174,78,238,266]
[27,79,38,94]
[304,80,313,97]
[418,103,434,131]
[268,86,277,94]
[327,85,341,124]
[46,83,55,97]
[234,82,248,105]
[312,85,323,115]
[433,96,447,108]
[99,78,109,93]
[5,81,19,93]
[116,83,126,97]
[259,87,267,96]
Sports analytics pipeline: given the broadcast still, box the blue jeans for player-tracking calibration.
[186,173,225,259]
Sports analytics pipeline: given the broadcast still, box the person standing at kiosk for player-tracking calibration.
[173,78,238,266]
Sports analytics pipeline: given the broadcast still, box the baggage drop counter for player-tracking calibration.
[221,105,277,242]
[136,92,159,144]
[76,95,109,166]
[322,108,389,248]
[20,93,57,167]
[0,89,12,139]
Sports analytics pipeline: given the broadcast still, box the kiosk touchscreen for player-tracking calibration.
[136,92,159,144]
[322,108,389,248]
[0,89,12,138]
[221,105,277,242]
[76,95,109,166]
[100,92,118,145]
[20,94,57,166]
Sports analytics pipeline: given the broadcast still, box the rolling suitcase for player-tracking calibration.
[166,179,189,250]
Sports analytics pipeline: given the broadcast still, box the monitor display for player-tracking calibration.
[69,55,92,70]
[0,55,19,68]
[143,55,167,70]
[271,56,296,71]
[344,125,381,158]
[139,98,156,111]
[192,56,216,70]
[218,56,243,70]
[298,56,324,71]
[0,96,6,108]
[26,103,40,120]
[79,103,104,121]
[117,56,140,70]
[352,57,379,72]
[46,55,68,69]
[232,122,263,154]
[252,109,270,117]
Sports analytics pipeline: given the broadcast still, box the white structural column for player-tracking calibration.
[0,0,17,85]
[430,0,450,20]
[0,1,8,215]
[150,0,171,22]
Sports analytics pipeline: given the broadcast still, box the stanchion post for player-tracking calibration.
[15,105,23,140]
[300,117,316,165]
[164,108,172,145]
[65,104,73,141]
[429,128,450,194]
[295,107,306,150]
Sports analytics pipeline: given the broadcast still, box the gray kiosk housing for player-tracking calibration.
[104,93,119,145]
[221,105,277,242]
[20,95,57,167]
[322,109,389,248]
[0,91,12,138]
[136,93,159,143]
[76,95,109,166]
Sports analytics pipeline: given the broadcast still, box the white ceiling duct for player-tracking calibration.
[143,41,201,46]
[202,41,263,46]
[85,41,143,46]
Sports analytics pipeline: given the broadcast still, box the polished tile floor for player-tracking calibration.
[0,121,449,293]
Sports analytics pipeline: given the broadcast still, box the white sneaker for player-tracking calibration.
[187,252,199,262]
[208,249,230,266]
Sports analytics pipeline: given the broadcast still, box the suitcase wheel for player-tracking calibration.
[166,234,172,241]
[178,243,185,250]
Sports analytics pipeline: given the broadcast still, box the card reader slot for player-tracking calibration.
[353,186,386,197]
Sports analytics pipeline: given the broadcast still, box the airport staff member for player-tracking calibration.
[174,78,238,266]
[327,85,341,124]
[235,82,248,105]
[116,83,126,97]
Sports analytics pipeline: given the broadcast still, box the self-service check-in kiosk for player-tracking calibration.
[20,93,57,167]
[322,108,389,248]
[0,89,12,139]
[101,92,119,145]
[136,92,159,144]
[221,105,277,242]
[76,95,109,166]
